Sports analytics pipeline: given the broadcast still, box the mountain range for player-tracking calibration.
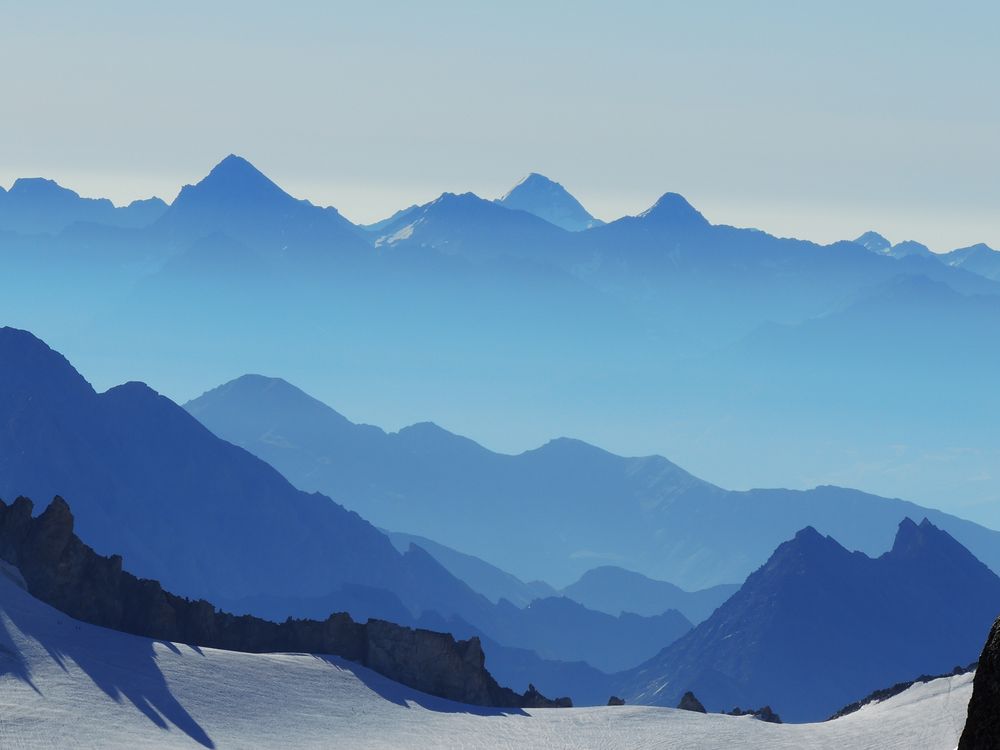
[0,326,692,697]
[3,155,1000,526]
[854,230,1000,279]
[185,373,1000,590]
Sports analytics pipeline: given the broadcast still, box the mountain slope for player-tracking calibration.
[185,374,1000,590]
[944,243,1000,281]
[561,566,738,624]
[0,563,975,747]
[620,519,1000,722]
[496,173,603,231]
[0,327,414,608]
[386,530,556,607]
[0,328,693,689]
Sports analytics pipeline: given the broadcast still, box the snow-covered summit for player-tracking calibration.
[496,173,603,231]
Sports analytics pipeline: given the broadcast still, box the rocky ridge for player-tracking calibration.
[0,495,570,709]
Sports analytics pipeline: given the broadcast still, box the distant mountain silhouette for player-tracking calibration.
[360,204,421,233]
[619,519,1000,721]
[373,190,574,264]
[184,374,1000,590]
[944,243,1000,281]
[495,173,603,231]
[561,567,738,624]
[888,239,935,258]
[0,177,166,234]
[484,596,691,674]
[0,327,416,607]
[0,328,691,696]
[853,231,891,253]
[386,531,556,607]
[5,155,1000,534]
[154,154,367,258]
[854,232,1000,282]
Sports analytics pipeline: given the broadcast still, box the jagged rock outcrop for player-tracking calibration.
[678,691,707,713]
[0,495,570,709]
[728,706,782,723]
[960,616,1000,749]
[607,695,625,706]
[522,683,572,709]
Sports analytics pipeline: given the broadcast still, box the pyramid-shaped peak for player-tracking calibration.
[638,192,709,228]
[196,154,285,194]
[507,172,564,192]
[209,154,264,177]
[163,154,303,222]
[498,173,600,231]
[854,231,891,253]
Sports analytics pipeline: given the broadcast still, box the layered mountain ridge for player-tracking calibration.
[619,518,1000,721]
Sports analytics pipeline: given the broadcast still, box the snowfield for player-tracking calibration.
[0,571,972,749]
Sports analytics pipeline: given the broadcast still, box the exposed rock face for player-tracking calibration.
[522,683,572,709]
[728,706,782,723]
[960,616,1000,749]
[607,695,626,706]
[0,495,570,709]
[678,691,707,713]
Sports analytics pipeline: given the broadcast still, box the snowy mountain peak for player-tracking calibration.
[497,173,602,231]
[854,231,891,253]
[889,240,934,259]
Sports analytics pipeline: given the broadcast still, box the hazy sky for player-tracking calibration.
[1,1,997,250]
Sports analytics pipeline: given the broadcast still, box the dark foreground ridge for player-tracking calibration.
[0,495,571,709]
[960,615,1000,749]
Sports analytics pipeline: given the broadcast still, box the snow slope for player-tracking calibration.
[0,570,972,749]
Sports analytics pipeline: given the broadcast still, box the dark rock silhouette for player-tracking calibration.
[677,691,707,713]
[959,616,1000,749]
[0,494,570,709]
[522,683,572,709]
[728,706,781,723]
[607,695,625,706]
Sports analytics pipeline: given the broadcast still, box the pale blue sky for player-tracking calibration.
[1,0,997,249]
